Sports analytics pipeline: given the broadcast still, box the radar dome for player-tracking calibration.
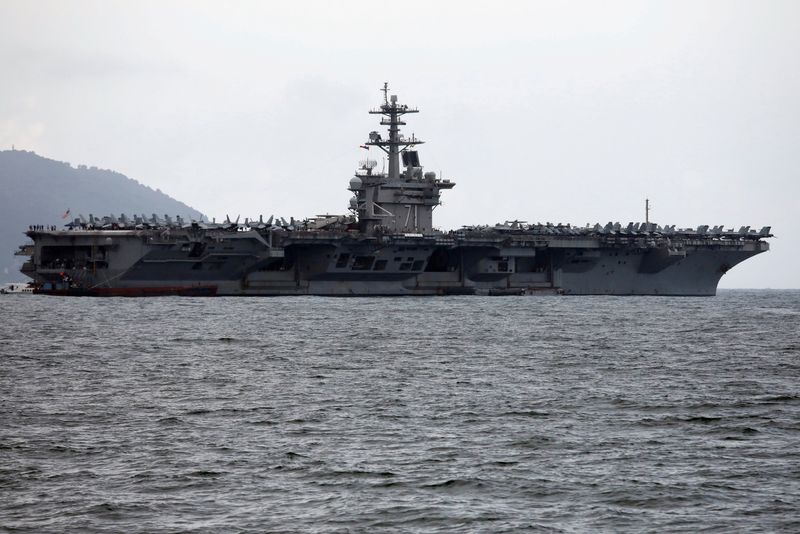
[349,196,358,209]
[349,177,362,190]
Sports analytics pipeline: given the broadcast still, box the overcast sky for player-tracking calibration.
[1,0,797,288]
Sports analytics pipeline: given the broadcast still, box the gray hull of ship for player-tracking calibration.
[23,229,766,296]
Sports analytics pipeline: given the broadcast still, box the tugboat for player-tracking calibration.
[0,283,34,294]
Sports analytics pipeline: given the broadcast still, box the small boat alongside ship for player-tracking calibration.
[0,283,34,294]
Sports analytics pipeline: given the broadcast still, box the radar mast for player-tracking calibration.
[366,82,423,181]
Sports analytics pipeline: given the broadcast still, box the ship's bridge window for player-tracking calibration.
[399,262,412,271]
[412,260,425,271]
[335,253,350,268]
[373,259,388,271]
[352,256,375,270]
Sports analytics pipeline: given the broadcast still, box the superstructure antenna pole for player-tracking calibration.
[645,198,650,224]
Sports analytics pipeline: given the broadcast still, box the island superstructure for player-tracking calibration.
[18,84,771,296]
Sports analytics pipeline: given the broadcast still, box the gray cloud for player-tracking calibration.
[0,0,797,288]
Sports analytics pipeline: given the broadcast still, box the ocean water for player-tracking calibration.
[1,290,799,533]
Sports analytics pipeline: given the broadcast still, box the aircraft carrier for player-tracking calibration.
[18,85,771,296]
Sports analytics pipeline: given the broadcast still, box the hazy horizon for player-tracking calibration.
[1,1,797,288]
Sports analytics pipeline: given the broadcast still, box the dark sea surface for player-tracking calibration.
[1,290,799,533]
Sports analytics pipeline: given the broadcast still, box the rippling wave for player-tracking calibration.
[1,290,798,532]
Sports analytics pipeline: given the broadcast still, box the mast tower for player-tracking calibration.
[367,82,424,181]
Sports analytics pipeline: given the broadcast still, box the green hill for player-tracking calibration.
[0,149,204,283]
